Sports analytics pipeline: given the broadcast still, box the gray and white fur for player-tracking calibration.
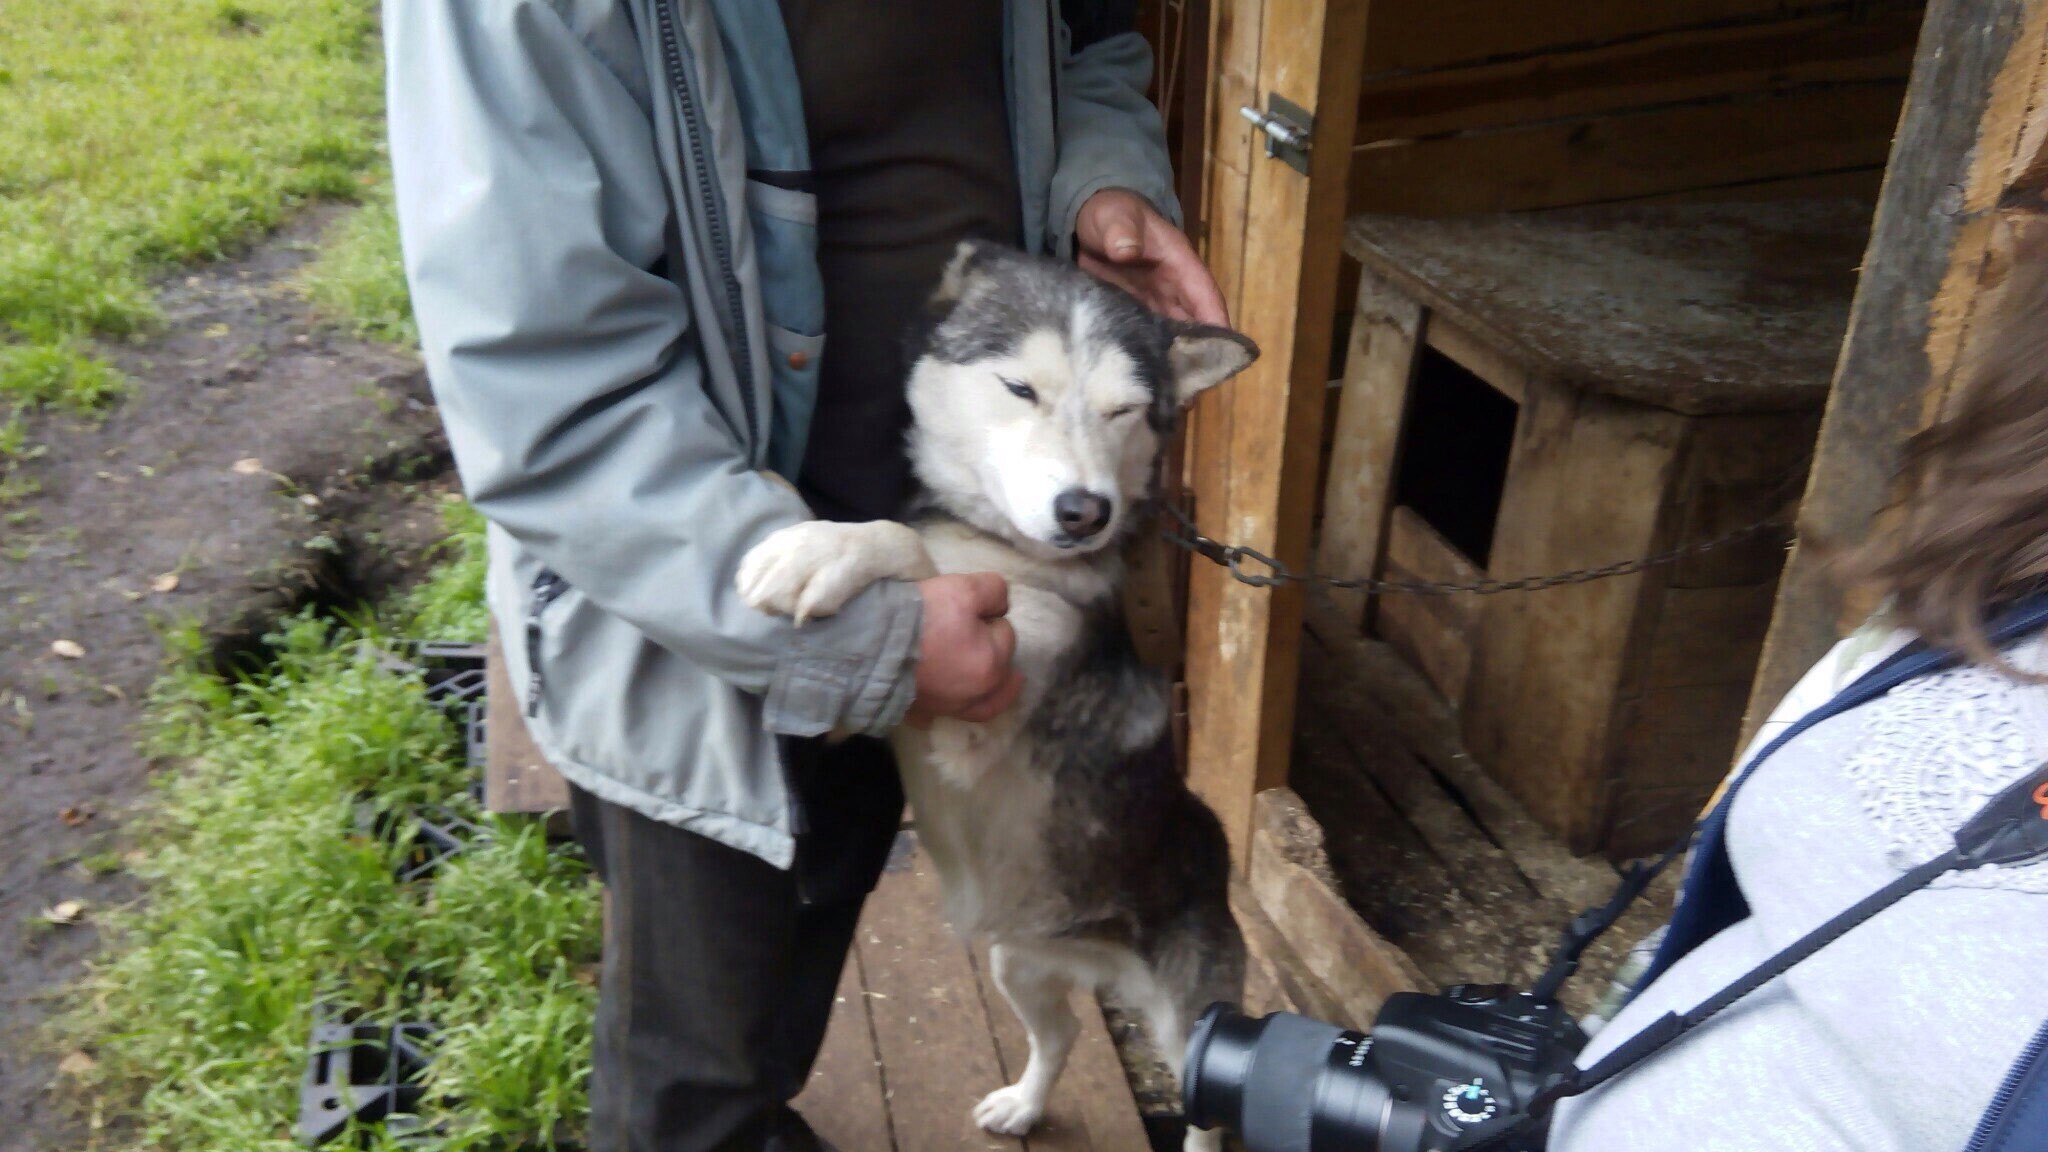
[737,241,1255,1149]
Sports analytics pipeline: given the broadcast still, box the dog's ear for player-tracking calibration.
[1167,324,1259,406]
[934,238,1008,304]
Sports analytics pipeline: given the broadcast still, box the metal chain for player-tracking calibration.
[1158,502,1791,595]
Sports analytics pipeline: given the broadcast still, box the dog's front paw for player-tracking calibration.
[972,1084,1045,1136]
[738,520,937,625]
[736,521,873,624]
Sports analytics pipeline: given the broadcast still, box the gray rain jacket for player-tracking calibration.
[385,0,1177,866]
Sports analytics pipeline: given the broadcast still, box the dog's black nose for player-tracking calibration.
[1053,489,1113,539]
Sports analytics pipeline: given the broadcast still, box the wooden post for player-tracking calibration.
[1185,0,1369,864]
[1743,0,2048,737]
[1318,268,1425,628]
[1461,385,1690,854]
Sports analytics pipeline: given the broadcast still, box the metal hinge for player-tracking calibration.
[1239,94,1313,174]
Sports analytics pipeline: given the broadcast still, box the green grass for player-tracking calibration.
[0,0,389,410]
[299,190,417,346]
[60,505,602,1151]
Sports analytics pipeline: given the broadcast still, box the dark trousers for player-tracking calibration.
[568,736,904,1152]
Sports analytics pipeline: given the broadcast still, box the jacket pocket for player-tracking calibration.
[747,176,828,477]
[744,178,823,337]
[524,569,573,718]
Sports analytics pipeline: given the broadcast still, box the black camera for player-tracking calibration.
[1182,985,1586,1152]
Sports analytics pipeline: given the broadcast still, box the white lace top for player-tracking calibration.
[1550,626,2048,1152]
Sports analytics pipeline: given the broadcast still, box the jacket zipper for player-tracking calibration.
[525,569,571,718]
[650,0,761,456]
[1046,4,1062,157]
[1963,1016,2048,1152]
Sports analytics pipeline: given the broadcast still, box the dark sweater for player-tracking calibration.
[778,0,1023,522]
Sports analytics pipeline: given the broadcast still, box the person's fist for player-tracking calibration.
[905,572,1025,727]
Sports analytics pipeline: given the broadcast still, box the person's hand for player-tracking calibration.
[1075,187,1229,325]
[905,572,1025,728]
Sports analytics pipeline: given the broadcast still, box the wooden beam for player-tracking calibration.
[1359,0,1864,76]
[1349,80,1908,216]
[1317,268,1424,628]
[1244,787,1426,1025]
[483,623,570,818]
[1185,0,1369,865]
[1461,385,1690,853]
[1374,508,1484,703]
[1354,8,1922,144]
[1744,0,2048,737]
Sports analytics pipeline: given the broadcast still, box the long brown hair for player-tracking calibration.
[1848,246,2048,670]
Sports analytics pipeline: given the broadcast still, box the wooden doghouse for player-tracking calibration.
[1318,201,1866,857]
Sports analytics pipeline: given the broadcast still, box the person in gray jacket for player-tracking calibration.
[384,2,1225,1149]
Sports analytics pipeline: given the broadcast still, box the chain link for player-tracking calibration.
[1158,502,1790,595]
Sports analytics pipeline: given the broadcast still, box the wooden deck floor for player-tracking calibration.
[794,833,1157,1152]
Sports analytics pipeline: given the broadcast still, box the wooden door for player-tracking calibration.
[1184,0,1368,861]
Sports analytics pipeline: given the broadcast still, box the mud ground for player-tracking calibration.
[0,208,454,1152]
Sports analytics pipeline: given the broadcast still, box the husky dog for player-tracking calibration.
[737,241,1255,1148]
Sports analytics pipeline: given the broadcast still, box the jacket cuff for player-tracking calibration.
[762,579,923,736]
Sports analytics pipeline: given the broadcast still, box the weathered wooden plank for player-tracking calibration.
[1643,585,1781,690]
[1186,0,1369,864]
[1374,508,1484,704]
[1349,81,1907,216]
[1230,877,1353,1024]
[1615,166,1888,205]
[1355,8,1921,143]
[1614,682,1760,794]
[1425,314,1531,406]
[1245,786,1430,1021]
[483,623,570,817]
[1462,386,1690,853]
[1317,268,1424,628]
[1299,621,1539,917]
[973,945,1154,1152]
[1302,595,1623,910]
[1664,410,1819,589]
[1180,0,1258,802]
[1343,202,1868,417]
[856,837,1020,1152]
[1607,783,1735,861]
[1360,0,1863,75]
[1744,0,2048,738]
[794,956,894,1152]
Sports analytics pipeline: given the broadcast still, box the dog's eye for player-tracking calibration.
[1001,377,1038,404]
[1108,403,1142,420]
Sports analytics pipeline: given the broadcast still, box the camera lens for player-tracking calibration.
[1184,1005,1395,1152]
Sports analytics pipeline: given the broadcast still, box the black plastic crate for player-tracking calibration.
[376,640,488,710]
[396,805,492,884]
[296,1014,436,1147]
[350,802,492,883]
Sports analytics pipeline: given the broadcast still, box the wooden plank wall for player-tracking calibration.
[1745,0,2048,735]
[1348,0,1926,214]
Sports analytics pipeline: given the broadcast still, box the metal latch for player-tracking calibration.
[1239,95,1312,174]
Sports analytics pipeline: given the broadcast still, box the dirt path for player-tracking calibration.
[0,209,453,1150]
